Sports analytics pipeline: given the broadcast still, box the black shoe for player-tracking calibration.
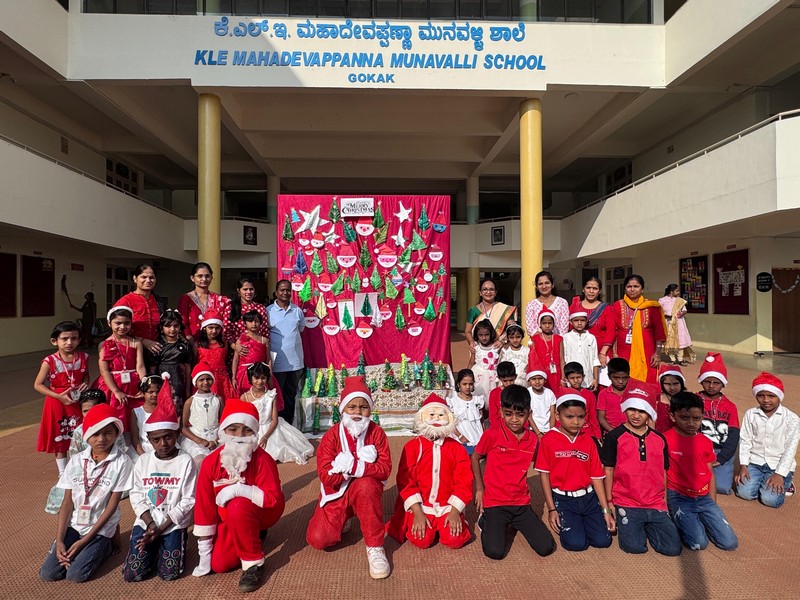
[238,565,262,593]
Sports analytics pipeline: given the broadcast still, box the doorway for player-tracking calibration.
[772,268,800,352]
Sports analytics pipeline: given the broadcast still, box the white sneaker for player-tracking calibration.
[366,546,390,579]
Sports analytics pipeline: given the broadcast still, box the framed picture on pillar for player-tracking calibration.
[491,226,505,246]
[243,225,257,246]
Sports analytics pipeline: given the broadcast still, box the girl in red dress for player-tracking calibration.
[232,310,271,394]
[196,309,237,399]
[530,307,565,391]
[94,306,146,439]
[34,321,91,476]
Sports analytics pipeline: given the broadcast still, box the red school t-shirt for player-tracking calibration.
[534,429,604,492]
[475,421,537,508]
[664,429,716,497]
[597,378,658,429]
[488,387,503,429]
[600,425,669,510]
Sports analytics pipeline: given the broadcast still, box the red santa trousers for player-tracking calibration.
[210,497,283,573]
[397,511,471,549]
[306,477,385,549]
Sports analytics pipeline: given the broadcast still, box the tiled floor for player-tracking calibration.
[4,335,800,599]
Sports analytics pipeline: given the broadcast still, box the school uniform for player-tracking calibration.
[535,429,610,551]
[698,392,740,494]
[529,387,556,433]
[597,379,657,431]
[562,330,601,389]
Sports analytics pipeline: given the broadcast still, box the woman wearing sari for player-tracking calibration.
[465,279,517,349]
[658,284,696,366]
[571,277,615,366]
[525,270,570,336]
[610,274,667,384]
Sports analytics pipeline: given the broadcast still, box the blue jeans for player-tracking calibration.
[735,463,794,508]
[39,527,112,583]
[123,526,188,582]
[667,490,738,551]
[713,451,735,495]
[615,506,682,556]
[553,491,612,551]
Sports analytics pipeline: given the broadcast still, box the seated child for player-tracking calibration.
[664,392,738,551]
[735,372,800,508]
[499,323,529,386]
[697,352,740,495]
[526,359,556,436]
[597,358,658,435]
[124,377,198,581]
[563,300,601,391]
[535,391,615,551]
[387,393,473,550]
[562,362,601,438]
[306,376,392,579]
[240,362,313,465]
[193,399,285,593]
[472,384,556,560]
[488,361,518,428]
[600,396,681,556]
[129,374,163,458]
[180,363,223,466]
[39,404,133,583]
[656,363,686,433]
[447,368,485,452]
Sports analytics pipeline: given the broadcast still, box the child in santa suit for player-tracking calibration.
[387,393,473,549]
[306,376,392,579]
[192,398,285,594]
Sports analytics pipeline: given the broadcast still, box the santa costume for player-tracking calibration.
[192,399,285,593]
[306,376,392,579]
[387,394,473,549]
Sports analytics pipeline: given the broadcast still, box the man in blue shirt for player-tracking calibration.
[266,280,306,424]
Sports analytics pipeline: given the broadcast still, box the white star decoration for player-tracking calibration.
[391,225,407,248]
[400,260,420,274]
[322,224,340,245]
[295,206,329,236]
[394,201,412,223]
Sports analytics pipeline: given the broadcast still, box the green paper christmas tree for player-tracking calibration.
[331,403,341,424]
[418,206,430,231]
[403,287,416,316]
[437,263,447,277]
[423,298,436,322]
[282,216,294,242]
[374,224,388,245]
[349,274,360,293]
[370,267,382,291]
[331,274,345,296]
[328,199,340,223]
[398,245,412,265]
[326,251,339,274]
[326,368,338,397]
[299,278,312,302]
[315,296,328,320]
[431,272,440,284]
[359,244,372,269]
[438,298,447,319]
[361,295,373,317]
[342,304,354,330]
[384,277,399,299]
[395,308,406,331]
[373,203,385,229]
[436,361,448,389]
[357,351,366,375]
[410,231,427,251]
[343,222,357,243]
[312,399,321,434]
[382,368,398,391]
[310,252,323,276]
[421,260,430,272]
[300,370,314,399]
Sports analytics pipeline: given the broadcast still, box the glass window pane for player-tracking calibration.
[319,0,344,15]
[539,0,564,20]
[290,0,317,14]
[376,0,398,16]
[116,0,145,13]
[234,0,260,13]
[348,0,372,17]
[624,0,649,23]
[458,0,480,17]
[204,0,233,13]
[594,0,621,22]
[485,0,510,20]
[429,0,455,17]
[85,0,114,13]
[176,0,198,14]
[146,0,174,13]
[402,0,427,19]
[262,0,287,13]
[566,0,591,20]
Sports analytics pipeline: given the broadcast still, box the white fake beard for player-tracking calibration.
[341,412,371,438]
[218,432,258,479]
[418,420,456,441]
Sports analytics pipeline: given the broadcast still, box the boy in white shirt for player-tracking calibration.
[563,301,601,391]
[735,372,800,508]
[527,360,556,436]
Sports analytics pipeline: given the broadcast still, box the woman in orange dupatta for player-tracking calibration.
[610,274,667,384]
[465,278,517,350]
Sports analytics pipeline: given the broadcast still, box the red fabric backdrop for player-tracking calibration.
[277,195,451,369]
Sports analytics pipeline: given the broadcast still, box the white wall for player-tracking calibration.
[0,0,69,76]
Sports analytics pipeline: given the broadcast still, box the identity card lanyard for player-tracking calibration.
[115,338,132,384]
[625,307,640,345]
[76,459,110,527]
[55,353,82,402]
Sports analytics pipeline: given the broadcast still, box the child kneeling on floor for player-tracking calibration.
[124,377,198,581]
[306,376,393,579]
[40,404,133,583]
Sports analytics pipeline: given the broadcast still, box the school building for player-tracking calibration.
[2,0,800,357]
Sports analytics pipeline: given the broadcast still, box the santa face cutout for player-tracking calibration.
[304,246,316,257]
[311,233,325,249]
[291,277,304,292]
[355,323,373,338]
[355,219,374,237]
[304,314,320,328]
[326,299,338,309]
[298,237,310,247]
[415,282,430,293]
[379,305,392,320]
[407,321,423,336]
[429,246,443,261]
[318,279,332,293]
[432,222,447,234]
[413,303,425,316]
[337,249,357,268]
[322,319,340,335]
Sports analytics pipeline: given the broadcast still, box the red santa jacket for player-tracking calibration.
[194,445,285,537]
[316,421,392,507]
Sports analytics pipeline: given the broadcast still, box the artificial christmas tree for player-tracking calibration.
[357,351,366,376]
[436,362,448,389]
[382,368,398,391]
[312,399,321,435]
[331,403,341,424]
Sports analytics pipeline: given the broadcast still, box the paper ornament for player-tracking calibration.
[331,273,345,296]
[391,225,407,248]
[315,296,328,319]
[394,200,412,223]
[310,251,323,276]
[384,277,399,299]
[432,212,448,233]
[349,274,360,293]
[423,272,433,283]
[409,230,427,251]
[429,245,444,262]
[322,316,340,336]
[390,267,403,286]
[343,221,357,243]
[359,244,372,269]
[311,231,325,249]
[326,251,339,274]
[413,301,426,316]
[373,203,385,229]
[291,208,300,223]
[295,206,329,236]
[407,320,423,336]
[342,304,354,329]
[437,263,447,276]
[317,272,332,293]
[421,260,430,271]
[374,223,388,245]
[398,245,412,265]
[370,308,383,328]
[423,298,436,322]
[303,307,320,328]
[438,298,447,319]
[379,303,393,320]
[370,267,383,291]
[281,260,294,277]
[394,307,406,330]
[337,244,357,268]
[298,235,310,248]
[418,206,430,231]
[403,287,416,315]
[298,278,312,302]
[416,280,430,293]
[355,217,374,237]
[376,244,397,268]
[295,252,308,275]
[360,295,373,317]
[282,216,294,242]
[356,321,373,338]
[291,274,304,291]
[328,199,341,223]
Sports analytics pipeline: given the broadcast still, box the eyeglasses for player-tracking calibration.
[481,288,496,292]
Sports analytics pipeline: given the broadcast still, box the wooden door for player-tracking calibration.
[772,269,800,352]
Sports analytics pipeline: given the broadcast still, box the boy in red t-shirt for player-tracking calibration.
[535,391,614,551]
[472,385,556,559]
[563,362,601,438]
[597,358,658,434]
[665,392,738,551]
[487,361,519,428]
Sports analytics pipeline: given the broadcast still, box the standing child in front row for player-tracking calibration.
[526,357,556,436]
[196,309,237,399]
[124,376,197,582]
[472,384,556,560]
[535,391,615,551]
[40,404,133,583]
[562,362,601,439]
[563,299,600,391]
[600,396,681,556]
[447,368,485,452]
[530,307,564,391]
[468,319,499,398]
[233,310,271,394]
[487,361,518,428]
[499,323,529,386]
[735,372,800,508]
[129,375,163,458]
[180,363,223,467]
[149,310,192,417]
[665,392,738,551]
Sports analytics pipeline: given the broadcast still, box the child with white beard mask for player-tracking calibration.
[306,376,392,579]
[192,399,285,593]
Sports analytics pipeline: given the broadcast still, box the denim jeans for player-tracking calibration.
[615,506,682,556]
[553,491,612,551]
[39,527,112,583]
[735,463,794,508]
[667,490,738,551]
[123,526,188,582]
[713,451,735,495]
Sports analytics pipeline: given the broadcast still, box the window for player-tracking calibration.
[605,265,632,303]
[106,265,135,311]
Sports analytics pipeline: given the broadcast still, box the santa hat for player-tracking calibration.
[621,396,657,421]
[144,372,180,432]
[568,298,588,320]
[219,398,260,434]
[525,354,548,381]
[658,363,685,384]
[752,371,784,401]
[556,390,586,410]
[82,403,123,442]
[698,352,728,385]
[107,305,133,321]
[538,306,556,325]
[419,392,448,412]
[192,362,215,385]
[201,308,223,329]
[339,375,373,412]
[312,231,325,245]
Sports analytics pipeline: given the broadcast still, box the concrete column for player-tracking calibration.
[466,176,480,225]
[267,175,280,224]
[455,271,468,330]
[519,98,543,329]
[467,266,480,328]
[267,267,278,298]
[198,93,222,293]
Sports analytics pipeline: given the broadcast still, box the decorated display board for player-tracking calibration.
[277,195,451,369]
[713,249,749,315]
[679,255,708,313]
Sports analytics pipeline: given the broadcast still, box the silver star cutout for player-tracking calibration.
[391,225,407,248]
[394,201,412,223]
[322,224,340,245]
[295,206,330,236]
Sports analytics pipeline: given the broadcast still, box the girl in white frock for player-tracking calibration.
[447,368,485,453]
[499,323,530,386]
[468,319,499,398]
[180,367,222,466]
[241,363,314,465]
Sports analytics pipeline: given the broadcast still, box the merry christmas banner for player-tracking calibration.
[277,195,451,369]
